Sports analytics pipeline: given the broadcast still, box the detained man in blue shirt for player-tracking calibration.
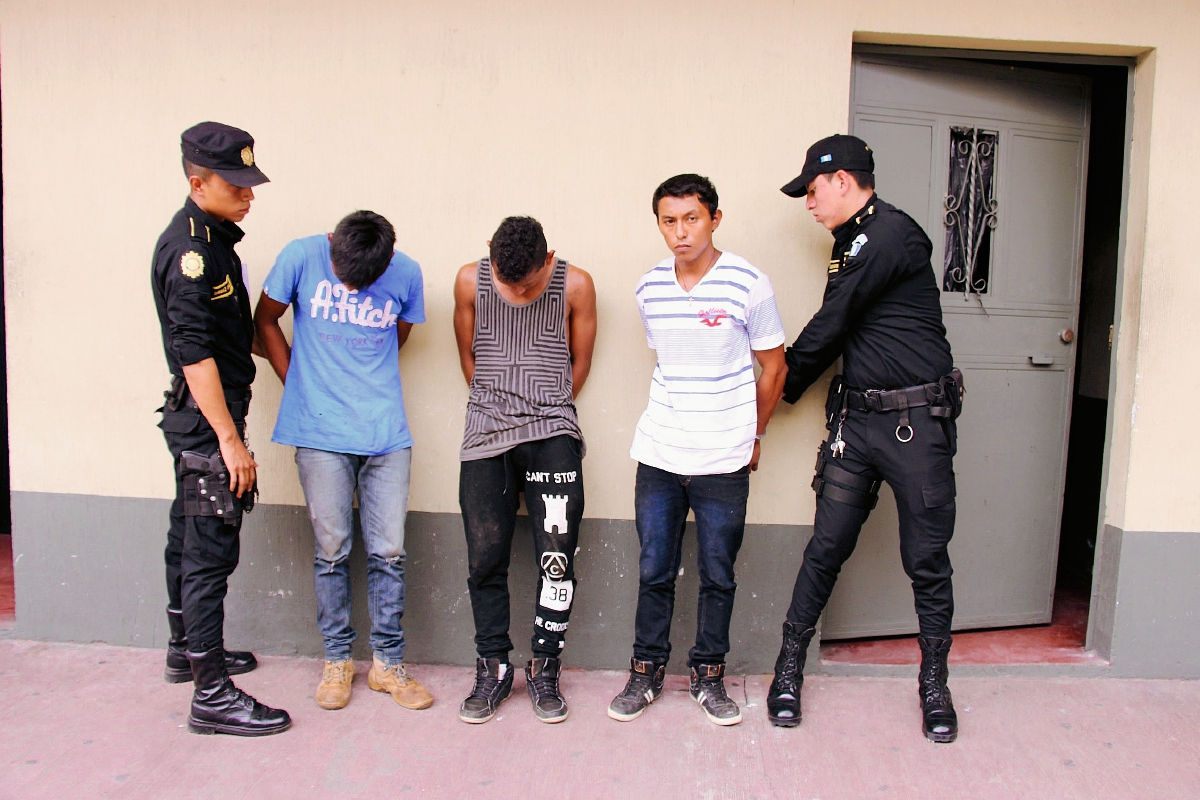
[255,211,431,712]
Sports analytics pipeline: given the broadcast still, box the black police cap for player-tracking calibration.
[781,134,874,197]
[181,121,269,188]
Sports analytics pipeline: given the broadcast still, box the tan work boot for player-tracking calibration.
[367,655,434,710]
[316,660,354,710]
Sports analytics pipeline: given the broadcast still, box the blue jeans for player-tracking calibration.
[632,462,750,668]
[295,447,412,664]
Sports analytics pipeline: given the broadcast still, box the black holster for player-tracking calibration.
[812,445,881,510]
[162,375,189,412]
[178,450,255,523]
[929,368,965,421]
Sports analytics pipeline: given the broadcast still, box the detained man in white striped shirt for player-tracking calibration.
[609,174,787,726]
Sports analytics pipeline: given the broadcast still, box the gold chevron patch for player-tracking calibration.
[211,275,235,301]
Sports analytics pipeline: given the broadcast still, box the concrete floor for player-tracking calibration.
[1,639,1198,799]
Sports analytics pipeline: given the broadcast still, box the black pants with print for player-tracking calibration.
[786,405,957,637]
[460,435,585,660]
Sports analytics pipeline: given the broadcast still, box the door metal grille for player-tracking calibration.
[943,126,999,296]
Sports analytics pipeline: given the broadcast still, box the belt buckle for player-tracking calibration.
[863,389,883,412]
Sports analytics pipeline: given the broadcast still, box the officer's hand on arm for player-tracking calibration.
[181,359,257,497]
[565,266,598,398]
[750,345,787,471]
[253,291,292,383]
[453,263,478,385]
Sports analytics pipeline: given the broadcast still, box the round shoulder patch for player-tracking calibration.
[180,250,205,280]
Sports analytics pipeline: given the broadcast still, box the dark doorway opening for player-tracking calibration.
[823,51,1128,666]
[0,72,13,630]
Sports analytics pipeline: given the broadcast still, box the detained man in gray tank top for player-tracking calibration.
[452,216,598,724]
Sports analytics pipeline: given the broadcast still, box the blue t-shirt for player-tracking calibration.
[263,234,425,456]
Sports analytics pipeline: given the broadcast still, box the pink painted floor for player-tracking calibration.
[822,586,1099,666]
[2,639,1198,799]
[0,535,14,627]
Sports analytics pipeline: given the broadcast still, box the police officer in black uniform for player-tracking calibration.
[151,121,290,736]
[765,135,963,743]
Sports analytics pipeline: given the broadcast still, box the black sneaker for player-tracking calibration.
[525,657,569,723]
[608,658,666,722]
[689,663,742,726]
[459,658,513,724]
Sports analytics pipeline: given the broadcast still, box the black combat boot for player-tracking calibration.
[917,635,958,743]
[186,649,291,736]
[689,663,742,726]
[608,658,666,722]
[459,658,514,724]
[767,622,816,728]
[525,657,569,723]
[164,608,257,683]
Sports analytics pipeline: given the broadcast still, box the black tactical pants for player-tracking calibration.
[786,404,957,637]
[460,435,585,660]
[160,401,248,653]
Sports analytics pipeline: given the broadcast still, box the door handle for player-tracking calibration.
[1029,354,1054,366]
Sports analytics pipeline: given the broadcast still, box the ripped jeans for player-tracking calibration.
[296,446,412,664]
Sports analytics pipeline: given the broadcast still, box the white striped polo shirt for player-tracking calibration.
[630,252,786,475]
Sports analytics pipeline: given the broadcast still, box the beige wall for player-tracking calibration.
[2,0,1197,532]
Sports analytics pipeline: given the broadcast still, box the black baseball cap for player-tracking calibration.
[780,134,874,197]
[180,121,269,188]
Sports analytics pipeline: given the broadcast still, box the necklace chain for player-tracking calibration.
[679,249,720,296]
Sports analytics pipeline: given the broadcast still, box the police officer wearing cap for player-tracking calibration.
[765,134,963,743]
[151,121,290,736]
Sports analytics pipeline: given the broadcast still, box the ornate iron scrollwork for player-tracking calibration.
[943,127,998,296]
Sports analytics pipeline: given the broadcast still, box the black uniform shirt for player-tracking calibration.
[151,197,256,391]
[783,195,953,403]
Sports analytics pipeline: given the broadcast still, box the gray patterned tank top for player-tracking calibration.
[460,257,584,461]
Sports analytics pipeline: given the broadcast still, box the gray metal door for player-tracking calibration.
[822,55,1090,638]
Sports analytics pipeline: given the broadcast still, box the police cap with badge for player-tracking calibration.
[181,121,270,188]
[780,134,874,197]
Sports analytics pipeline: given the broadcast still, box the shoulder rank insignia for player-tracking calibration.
[180,251,205,280]
[828,259,840,275]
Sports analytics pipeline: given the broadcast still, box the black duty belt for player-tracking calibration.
[167,374,252,419]
[845,382,947,443]
[845,383,942,414]
[183,389,251,419]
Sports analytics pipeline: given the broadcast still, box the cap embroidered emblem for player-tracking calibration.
[180,251,205,280]
[240,146,254,166]
[819,154,833,163]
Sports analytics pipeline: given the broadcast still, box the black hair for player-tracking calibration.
[329,210,397,290]
[182,159,213,181]
[652,173,719,218]
[489,216,548,283]
[845,170,875,191]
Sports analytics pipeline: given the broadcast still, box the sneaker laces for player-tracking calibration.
[528,669,560,702]
[469,663,505,700]
[696,674,733,705]
[618,670,654,700]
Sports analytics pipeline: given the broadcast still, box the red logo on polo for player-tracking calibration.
[698,308,727,327]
